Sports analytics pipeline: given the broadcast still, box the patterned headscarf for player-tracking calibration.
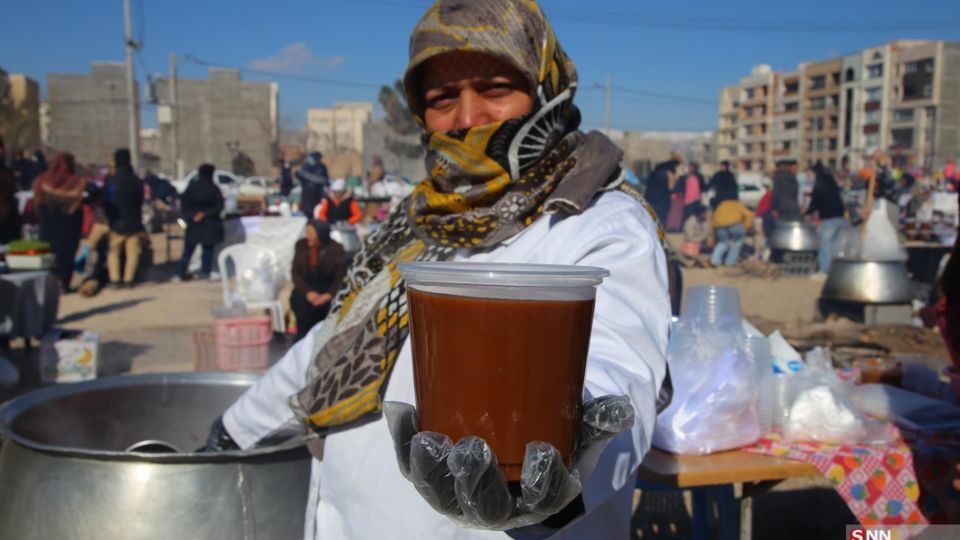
[292,0,634,440]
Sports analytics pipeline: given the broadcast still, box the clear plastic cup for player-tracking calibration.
[398,262,610,481]
[683,285,742,330]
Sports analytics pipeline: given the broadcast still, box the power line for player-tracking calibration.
[181,55,384,90]
[602,83,717,106]
[347,0,960,33]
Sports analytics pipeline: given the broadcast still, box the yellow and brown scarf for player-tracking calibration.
[291,1,662,444]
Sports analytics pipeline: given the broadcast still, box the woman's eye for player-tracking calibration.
[482,84,514,97]
[426,93,456,109]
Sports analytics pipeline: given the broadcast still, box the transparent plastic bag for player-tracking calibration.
[861,199,907,261]
[237,254,280,302]
[652,318,760,454]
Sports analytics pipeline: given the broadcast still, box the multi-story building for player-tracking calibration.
[47,63,138,166]
[155,68,279,177]
[800,58,842,168]
[306,102,373,155]
[771,70,802,164]
[719,40,960,172]
[2,73,42,152]
[716,86,739,165]
[735,65,776,172]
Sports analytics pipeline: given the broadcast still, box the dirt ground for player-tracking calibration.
[2,235,939,539]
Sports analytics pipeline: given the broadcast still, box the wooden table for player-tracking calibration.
[637,448,820,540]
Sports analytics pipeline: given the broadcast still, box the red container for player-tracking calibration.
[213,315,272,371]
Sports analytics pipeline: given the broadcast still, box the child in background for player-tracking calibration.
[682,202,709,258]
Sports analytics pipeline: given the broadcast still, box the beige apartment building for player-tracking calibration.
[719,40,960,173]
[306,102,373,155]
[1,73,42,152]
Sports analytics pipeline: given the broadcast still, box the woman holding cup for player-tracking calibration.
[211,1,671,537]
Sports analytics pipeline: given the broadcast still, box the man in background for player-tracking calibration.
[103,149,144,288]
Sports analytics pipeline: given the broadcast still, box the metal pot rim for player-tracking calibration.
[0,372,308,462]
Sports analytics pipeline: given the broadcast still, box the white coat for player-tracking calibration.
[223,189,670,539]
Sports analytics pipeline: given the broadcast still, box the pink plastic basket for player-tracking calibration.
[212,315,272,371]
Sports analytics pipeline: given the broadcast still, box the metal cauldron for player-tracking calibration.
[820,258,914,304]
[331,224,361,254]
[767,221,820,252]
[0,372,310,540]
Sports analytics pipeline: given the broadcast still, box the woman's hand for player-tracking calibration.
[384,396,635,531]
[192,211,205,222]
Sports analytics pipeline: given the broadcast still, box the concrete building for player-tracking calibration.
[362,121,426,181]
[716,86,739,165]
[155,68,278,177]
[887,41,960,171]
[771,70,801,164]
[47,62,139,166]
[735,65,777,172]
[720,40,960,172]
[612,130,673,175]
[306,102,373,155]
[800,58,842,168]
[2,74,42,152]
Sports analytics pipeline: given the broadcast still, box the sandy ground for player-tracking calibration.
[0,236,910,538]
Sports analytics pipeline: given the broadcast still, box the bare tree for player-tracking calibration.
[379,80,418,136]
[0,69,34,153]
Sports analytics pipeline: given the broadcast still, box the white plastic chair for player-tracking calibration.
[217,244,285,333]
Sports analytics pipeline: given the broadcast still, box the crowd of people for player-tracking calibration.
[655,149,959,276]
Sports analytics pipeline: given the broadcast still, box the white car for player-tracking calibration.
[172,169,242,196]
[737,173,769,209]
[238,176,272,198]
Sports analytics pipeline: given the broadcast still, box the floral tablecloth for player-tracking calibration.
[745,428,960,526]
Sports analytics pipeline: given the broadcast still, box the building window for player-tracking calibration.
[785,101,799,113]
[745,88,755,100]
[865,87,883,102]
[808,117,825,132]
[867,64,883,78]
[905,58,934,74]
[891,128,914,148]
[785,80,799,94]
[845,68,855,82]
[810,75,826,90]
[864,132,880,148]
[784,120,798,130]
[865,109,880,124]
[810,96,827,110]
[893,108,915,122]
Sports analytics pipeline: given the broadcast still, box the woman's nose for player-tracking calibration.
[454,89,491,130]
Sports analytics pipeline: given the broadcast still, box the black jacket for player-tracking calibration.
[104,165,144,234]
[806,173,846,220]
[181,178,225,246]
[771,169,801,221]
[708,171,739,207]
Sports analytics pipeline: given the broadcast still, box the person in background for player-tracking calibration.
[708,160,739,209]
[365,154,386,194]
[646,158,679,225]
[175,164,224,282]
[33,152,85,291]
[296,151,329,219]
[681,162,704,222]
[11,150,35,191]
[805,162,848,275]
[943,158,955,186]
[711,195,754,267]
[681,202,708,258]
[771,159,801,224]
[0,139,22,244]
[289,220,347,341]
[314,178,362,226]
[277,158,294,197]
[103,148,144,288]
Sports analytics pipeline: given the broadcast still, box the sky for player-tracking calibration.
[2,0,959,134]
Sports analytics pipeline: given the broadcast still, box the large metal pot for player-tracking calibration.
[0,372,310,540]
[768,221,820,252]
[820,258,914,304]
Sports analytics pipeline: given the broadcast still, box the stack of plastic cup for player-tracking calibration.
[682,285,742,332]
[747,335,774,434]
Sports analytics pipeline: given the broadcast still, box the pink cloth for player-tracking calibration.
[683,175,701,205]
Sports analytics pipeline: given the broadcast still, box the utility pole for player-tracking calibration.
[604,76,612,136]
[123,0,140,170]
[169,53,181,179]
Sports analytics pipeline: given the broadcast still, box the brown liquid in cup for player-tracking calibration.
[407,287,595,481]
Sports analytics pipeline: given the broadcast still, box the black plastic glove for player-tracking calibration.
[197,415,240,452]
[384,396,635,530]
